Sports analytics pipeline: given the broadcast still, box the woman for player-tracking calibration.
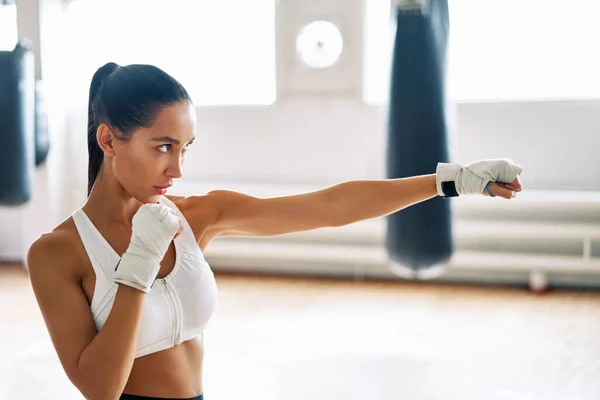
[26,62,523,400]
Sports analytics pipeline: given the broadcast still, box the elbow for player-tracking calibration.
[328,212,350,228]
[329,214,346,228]
[326,199,353,228]
[70,369,125,400]
[320,191,347,228]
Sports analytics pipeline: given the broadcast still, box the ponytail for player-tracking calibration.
[87,62,119,196]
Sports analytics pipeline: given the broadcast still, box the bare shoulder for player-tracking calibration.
[27,221,82,281]
[165,192,228,248]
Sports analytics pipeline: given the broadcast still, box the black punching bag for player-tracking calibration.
[0,42,36,205]
[385,0,452,278]
[34,80,50,166]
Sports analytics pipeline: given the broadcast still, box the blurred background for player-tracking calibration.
[0,0,599,399]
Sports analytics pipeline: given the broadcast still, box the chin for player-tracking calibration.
[129,185,168,204]
[132,191,162,205]
[146,194,163,204]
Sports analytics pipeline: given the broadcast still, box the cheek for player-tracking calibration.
[114,147,161,183]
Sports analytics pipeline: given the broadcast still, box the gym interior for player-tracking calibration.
[1,0,599,399]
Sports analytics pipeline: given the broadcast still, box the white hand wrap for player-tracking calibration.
[114,204,181,293]
[436,158,523,197]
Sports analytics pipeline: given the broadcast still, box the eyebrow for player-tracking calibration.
[151,136,196,145]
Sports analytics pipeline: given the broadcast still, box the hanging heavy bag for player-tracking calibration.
[0,41,36,206]
[34,80,50,166]
[385,0,452,277]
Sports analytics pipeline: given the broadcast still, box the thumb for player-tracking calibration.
[485,182,516,199]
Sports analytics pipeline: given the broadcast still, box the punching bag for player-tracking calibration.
[0,42,36,206]
[385,0,452,278]
[34,80,50,166]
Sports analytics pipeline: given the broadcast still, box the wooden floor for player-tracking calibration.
[1,263,599,400]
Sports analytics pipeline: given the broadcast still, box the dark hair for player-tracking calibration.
[87,62,192,196]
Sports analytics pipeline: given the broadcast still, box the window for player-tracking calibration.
[364,0,600,103]
[362,0,394,105]
[448,0,600,101]
[60,0,275,108]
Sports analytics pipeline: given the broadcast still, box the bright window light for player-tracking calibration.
[60,0,276,108]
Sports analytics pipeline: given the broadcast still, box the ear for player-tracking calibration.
[96,123,117,157]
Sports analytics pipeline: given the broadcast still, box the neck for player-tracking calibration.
[83,173,145,226]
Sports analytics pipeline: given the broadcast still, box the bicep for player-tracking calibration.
[203,189,336,238]
[27,236,98,387]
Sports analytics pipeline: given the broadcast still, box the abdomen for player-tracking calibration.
[122,336,204,398]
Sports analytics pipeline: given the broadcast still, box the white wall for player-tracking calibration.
[456,100,600,192]
[0,165,53,262]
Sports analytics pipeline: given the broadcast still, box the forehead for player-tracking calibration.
[147,102,196,138]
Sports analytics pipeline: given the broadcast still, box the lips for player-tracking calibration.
[153,185,172,195]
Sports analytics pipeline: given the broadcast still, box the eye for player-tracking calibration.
[157,144,171,153]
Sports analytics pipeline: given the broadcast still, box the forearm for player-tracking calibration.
[327,174,438,227]
[75,284,146,399]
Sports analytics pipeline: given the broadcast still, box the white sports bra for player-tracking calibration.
[71,196,218,358]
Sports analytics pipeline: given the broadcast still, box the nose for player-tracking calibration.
[167,155,183,179]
